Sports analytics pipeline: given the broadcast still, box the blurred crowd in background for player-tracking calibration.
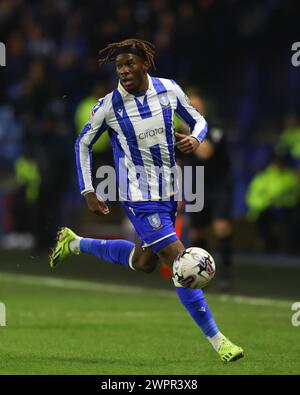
[0,0,300,255]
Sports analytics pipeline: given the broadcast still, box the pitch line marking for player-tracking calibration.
[0,272,292,308]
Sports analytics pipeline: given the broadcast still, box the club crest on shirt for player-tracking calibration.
[116,107,124,117]
[147,213,162,230]
[158,92,170,108]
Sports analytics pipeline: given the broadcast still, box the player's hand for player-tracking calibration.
[84,192,110,216]
[175,132,200,154]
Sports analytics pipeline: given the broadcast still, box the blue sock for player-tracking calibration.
[175,286,219,337]
[80,238,134,268]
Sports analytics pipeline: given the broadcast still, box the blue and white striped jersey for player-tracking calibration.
[75,74,207,201]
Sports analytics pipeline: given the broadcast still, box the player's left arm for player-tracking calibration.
[172,81,208,154]
[75,99,110,215]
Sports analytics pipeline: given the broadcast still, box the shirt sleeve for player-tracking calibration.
[172,80,208,142]
[75,99,107,195]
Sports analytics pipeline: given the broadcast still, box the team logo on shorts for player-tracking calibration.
[147,213,162,230]
[158,92,170,107]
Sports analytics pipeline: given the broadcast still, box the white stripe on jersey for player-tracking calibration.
[116,129,144,201]
[121,89,170,200]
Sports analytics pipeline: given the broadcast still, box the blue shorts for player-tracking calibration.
[121,197,179,253]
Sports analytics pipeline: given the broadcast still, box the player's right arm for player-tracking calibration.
[75,99,110,215]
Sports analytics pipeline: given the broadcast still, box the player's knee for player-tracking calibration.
[132,256,157,273]
[142,261,157,273]
[138,260,157,273]
[158,240,185,266]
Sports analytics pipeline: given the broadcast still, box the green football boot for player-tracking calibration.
[49,227,79,268]
[218,337,244,363]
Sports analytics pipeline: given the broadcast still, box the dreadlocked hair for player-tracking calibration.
[98,38,156,69]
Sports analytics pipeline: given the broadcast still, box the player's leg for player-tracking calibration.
[158,240,221,342]
[130,243,159,273]
[79,233,160,273]
[157,240,244,363]
[50,199,148,269]
[50,226,159,273]
[50,200,161,272]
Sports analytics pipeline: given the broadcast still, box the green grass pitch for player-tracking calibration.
[0,273,299,375]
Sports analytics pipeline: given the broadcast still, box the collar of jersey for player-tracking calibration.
[118,74,153,97]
